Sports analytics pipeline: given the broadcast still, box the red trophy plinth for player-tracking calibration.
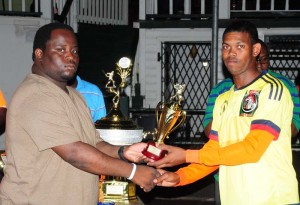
[142,84,186,161]
[142,141,167,160]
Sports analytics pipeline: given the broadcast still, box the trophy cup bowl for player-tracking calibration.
[142,84,186,160]
[95,106,143,145]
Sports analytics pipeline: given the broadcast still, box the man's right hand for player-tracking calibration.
[131,164,161,192]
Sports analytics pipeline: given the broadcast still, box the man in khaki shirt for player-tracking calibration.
[0,23,159,205]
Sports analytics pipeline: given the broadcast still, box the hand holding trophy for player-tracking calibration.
[142,83,186,160]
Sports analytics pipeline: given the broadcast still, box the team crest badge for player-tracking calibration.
[240,90,259,117]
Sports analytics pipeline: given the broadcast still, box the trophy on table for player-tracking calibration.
[142,83,187,160]
[95,57,143,203]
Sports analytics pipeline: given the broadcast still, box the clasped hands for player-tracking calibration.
[124,143,186,191]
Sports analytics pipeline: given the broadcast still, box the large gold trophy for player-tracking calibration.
[95,57,143,203]
[142,83,186,160]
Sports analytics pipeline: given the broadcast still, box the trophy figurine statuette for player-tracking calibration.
[95,57,143,203]
[95,57,143,145]
[142,83,187,160]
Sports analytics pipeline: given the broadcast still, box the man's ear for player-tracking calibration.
[34,48,43,60]
[252,42,261,57]
[296,85,300,95]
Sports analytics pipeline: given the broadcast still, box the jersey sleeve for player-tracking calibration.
[183,128,273,166]
[174,140,219,186]
[0,89,6,108]
[175,163,219,186]
[203,88,217,128]
[203,79,233,128]
[286,80,300,131]
[270,71,300,131]
[250,76,293,140]
[175,130,273,186]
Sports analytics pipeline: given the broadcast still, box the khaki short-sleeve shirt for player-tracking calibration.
[0,74,102,205]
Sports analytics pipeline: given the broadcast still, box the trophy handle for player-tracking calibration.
[155,101,164,124]
[168,111,186,134]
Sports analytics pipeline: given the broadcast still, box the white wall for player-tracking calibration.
[0,18,40,101]
[0,17,40,149]
[0,1,51,149]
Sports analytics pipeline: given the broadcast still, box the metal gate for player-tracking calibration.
[161,42,212,146]
[266,35,300,80]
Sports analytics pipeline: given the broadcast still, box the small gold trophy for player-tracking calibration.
[142,83,186,160]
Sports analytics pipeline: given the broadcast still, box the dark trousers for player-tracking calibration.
[215,180,221,205]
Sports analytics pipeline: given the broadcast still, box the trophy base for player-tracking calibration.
[99,175,137,203]
[142,141,167,161]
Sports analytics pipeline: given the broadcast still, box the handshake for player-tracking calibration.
[119,142,187,192]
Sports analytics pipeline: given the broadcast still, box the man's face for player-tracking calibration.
[222,32,259,77]
[39,29,79,83]
[257,45,269,71]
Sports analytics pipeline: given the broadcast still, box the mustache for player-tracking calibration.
[64,61,77,67]
[225,57,238,62]
[226,57,238,61]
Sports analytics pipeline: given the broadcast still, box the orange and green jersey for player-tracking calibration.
[176,73,299,205]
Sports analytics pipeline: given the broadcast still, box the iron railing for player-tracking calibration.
[141,0,300,20]
[0,0,41,17]
[1,0,299,30]
[266,35,300,80]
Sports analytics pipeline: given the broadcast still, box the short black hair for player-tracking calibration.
[223,20,259,45]
[32,23,74,60]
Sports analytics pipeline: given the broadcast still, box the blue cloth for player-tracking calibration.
[76,76,106,122]
[98,202,115,205]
